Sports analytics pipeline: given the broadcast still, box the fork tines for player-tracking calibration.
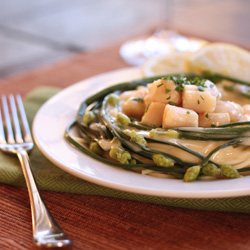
[0,94,32,144]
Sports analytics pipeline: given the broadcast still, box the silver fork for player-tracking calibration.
[0,94,72,248]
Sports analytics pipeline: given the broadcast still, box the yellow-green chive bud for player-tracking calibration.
[109,146,122,160]
[130,159,137,165]
[125,130,147,146]
[107,94,120,105]
[83,111,95,125]
[184,165,201,182]
[123,129,131,136]
[152,154,174,167]
[89,142,103,155]
[202,163,221,176]
[221,164,240,178]
[149,129,157,138]
[165,129,180,139]
[149,129,179,139]
[115,112,131,126]
[109,146,131,164]
[119,151,131,164]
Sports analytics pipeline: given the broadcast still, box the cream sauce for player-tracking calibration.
[148,139,250,169]
[217,81,250,106]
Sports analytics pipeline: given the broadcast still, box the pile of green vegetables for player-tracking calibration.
[65,73,250,182]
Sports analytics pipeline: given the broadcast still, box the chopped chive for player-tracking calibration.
[197,100,200,104]
[205,113,211,120]
[145,103,150,112]
[165,76,175,81]
[187,111,190,114]
[165,89,171,94]
[132,98,144,103]
[175,86,183,92]
[198,86,205,91]
[200,95,204,100]
[168,101,177,106]
[157,83,163,87]
[166,96,171,100]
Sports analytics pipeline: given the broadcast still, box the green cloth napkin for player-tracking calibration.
[1,87,250,214]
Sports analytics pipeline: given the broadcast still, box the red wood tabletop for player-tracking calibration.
[1,44,250,250]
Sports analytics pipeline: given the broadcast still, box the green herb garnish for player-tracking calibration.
[205,113,211,120]
[157,83,163,87]
[198,86,205,91]
[132,98,144,103]
[145,103,150,112]
[168,101,177,106]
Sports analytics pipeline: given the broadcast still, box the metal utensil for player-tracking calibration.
[0,94,72,248]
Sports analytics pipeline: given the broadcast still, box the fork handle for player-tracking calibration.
[17,149,72,247]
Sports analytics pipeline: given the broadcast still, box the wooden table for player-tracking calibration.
[1,44,250,250]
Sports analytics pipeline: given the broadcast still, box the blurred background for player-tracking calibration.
[0,0,249,78]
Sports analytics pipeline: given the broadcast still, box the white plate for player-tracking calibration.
[33,67,250,199]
